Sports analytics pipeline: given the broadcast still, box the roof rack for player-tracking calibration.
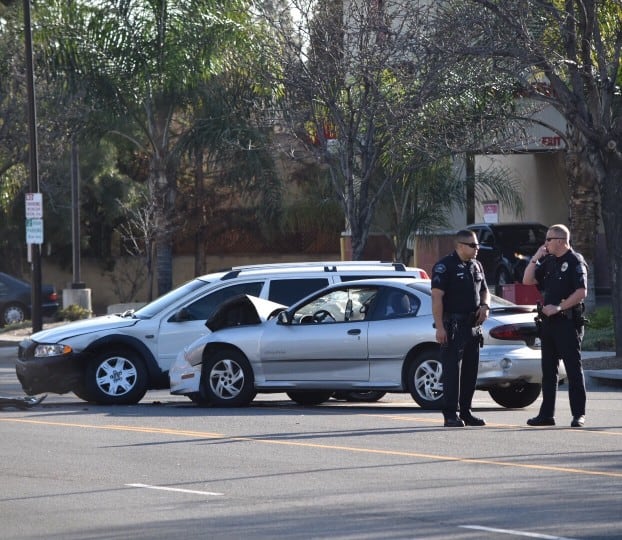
[220,261,408,281]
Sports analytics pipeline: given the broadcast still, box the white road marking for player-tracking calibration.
[460,525,578,539]
[126,483,223,497]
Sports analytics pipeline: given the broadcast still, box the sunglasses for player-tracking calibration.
[459,242,479,248]
[545,237,565,242]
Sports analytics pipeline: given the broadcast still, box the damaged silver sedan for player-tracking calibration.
[170,278,561,409]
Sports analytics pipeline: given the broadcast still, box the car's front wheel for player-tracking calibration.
[287,390,333,405]
[1,302,27,326]
[488,382,541,408]
[84,348,148,405]
[408,350,444,409]
[201,349,256,407]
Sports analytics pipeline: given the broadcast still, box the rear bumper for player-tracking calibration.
[476,346,563,389]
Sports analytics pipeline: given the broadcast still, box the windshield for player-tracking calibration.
[133,278,209,319]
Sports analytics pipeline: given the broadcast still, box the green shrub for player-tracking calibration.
[586,306,613,329]
[583,306,614,351]
[56,304,92,321]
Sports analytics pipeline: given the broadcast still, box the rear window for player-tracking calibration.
[183,281,264,320]
[268,278,330,306]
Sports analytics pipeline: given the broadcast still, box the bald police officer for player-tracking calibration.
[432,229,490,427]
[523,224,588,428]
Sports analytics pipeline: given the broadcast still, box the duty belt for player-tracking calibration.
[443,312,477,325]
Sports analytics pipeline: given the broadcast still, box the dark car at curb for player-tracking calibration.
[467,223,548,287]
[0,272,59,327]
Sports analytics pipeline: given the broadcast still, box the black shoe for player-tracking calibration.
[444,417,465,427]
[527,415,556,426]
[460,414,486,426]
[571,415,585,428]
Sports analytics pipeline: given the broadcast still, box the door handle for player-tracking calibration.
[347,329,361,335]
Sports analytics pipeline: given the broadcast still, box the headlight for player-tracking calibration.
[34,344,73,357]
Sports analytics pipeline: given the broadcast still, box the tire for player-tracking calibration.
[2,302,27,326]
[187,392,210,406]
[407,349,444,410]
[84,348,148,405]
[72,386,94,402]
[200,348,256,407]
[488,382,541,408]
[287,390,333,406]
[333,390,387,402]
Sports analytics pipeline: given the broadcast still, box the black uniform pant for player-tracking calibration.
[440,319,480,418]
[538,316,586,418]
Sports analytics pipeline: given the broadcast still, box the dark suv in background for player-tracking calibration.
[467,223,548,287]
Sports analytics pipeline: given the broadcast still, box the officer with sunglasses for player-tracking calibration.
[523,224,588,428]
[431,229,490,427]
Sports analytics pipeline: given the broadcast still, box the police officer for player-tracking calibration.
[431,229,490,427]
[523,224,588,428]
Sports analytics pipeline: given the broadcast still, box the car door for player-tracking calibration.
[259,285,375,382]
[366,287,429,383]
[155,280,265,371]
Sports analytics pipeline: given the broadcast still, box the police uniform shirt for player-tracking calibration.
[535,248,587,306]
[431,251,488,314]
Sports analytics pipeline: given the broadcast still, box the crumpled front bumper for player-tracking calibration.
[169,350,201,396]
[15,339,83,395]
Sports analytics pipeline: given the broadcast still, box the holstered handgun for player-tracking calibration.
[476,325,484,348]
[571,303,588,328]
[534,302,543,337]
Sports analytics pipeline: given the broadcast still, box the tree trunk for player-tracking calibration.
[150,150,175,297]
[593,147,622,356]
[565,127,599,313]
[156,232,173,296]
[193,150,206,276]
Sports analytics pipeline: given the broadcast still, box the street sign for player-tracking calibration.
[25,192,43,219]
[26,218,44,244]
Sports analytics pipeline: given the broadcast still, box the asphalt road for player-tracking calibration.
[1,346,621,540]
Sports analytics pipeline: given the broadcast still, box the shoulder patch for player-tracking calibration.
[577,264,585,274]
[433,263,447,274]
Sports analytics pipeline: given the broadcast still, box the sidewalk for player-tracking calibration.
[0,321,67,348]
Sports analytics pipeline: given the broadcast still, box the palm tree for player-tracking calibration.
[38,0,256,295]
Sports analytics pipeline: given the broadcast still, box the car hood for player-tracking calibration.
[28,314,140,343]
[206,294,285,332]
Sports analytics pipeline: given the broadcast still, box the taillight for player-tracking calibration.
[489,323,538,344]
[48,292,58,302]
[419,270,430,279]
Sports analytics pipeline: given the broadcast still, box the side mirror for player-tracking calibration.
[172,308,193,322]
[277,311,291,325]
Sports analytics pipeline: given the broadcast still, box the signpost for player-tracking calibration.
[25,192,43,330]
[25,192,42,219]
[25,192,44,244]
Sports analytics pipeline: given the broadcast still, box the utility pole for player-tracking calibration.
[23,0,42,332]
